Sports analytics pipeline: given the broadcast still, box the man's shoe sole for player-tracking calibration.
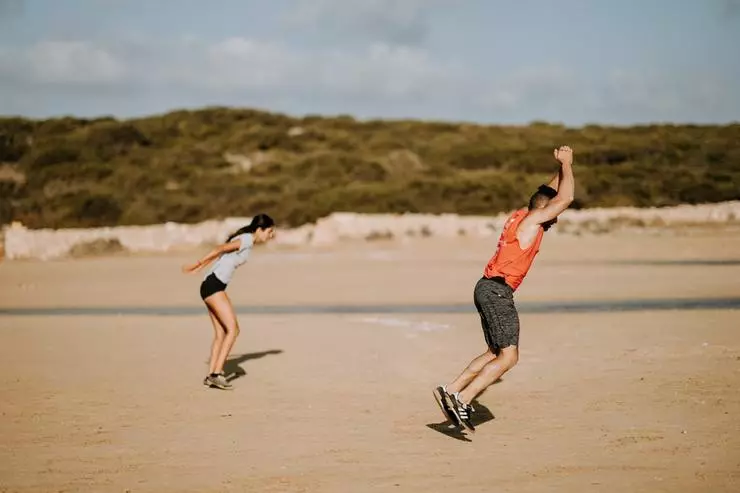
[433,386,460,425]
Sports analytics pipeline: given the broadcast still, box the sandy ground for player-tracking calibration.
[1,228,739,492]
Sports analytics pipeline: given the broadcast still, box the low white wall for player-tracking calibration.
[3,201,739,260]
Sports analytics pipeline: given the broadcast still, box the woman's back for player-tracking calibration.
[205,233,254,284]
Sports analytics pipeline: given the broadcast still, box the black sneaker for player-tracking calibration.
[450,393,475,433]
[433,385,460,425]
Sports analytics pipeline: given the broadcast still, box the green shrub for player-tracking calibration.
[1,108,738,228]
[71,193,123,227]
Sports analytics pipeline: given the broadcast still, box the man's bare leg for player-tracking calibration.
[446,349,497,394]
[457,346,518,405]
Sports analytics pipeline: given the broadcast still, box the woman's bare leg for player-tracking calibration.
[206,305,226,375]
[204,291,240,375]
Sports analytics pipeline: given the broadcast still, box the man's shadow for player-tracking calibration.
[426,398,495,442]
[223,349,283,382]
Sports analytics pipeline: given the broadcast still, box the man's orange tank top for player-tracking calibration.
[483,209,544,291]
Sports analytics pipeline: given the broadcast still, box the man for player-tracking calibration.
[433,145,575,432]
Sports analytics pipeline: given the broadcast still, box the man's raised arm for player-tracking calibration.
[545,164,563,191]
[527,146,575,225]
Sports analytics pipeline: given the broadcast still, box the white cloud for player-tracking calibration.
[194,38,304,90]
[0,41,126,85]
[120,37,461,100]
[475,65,739,123]
[0,36,464,112]
[285,0,441,45]
[27,41,126,84]
[479,66,579,111]
[0,36,737,124]
[314,43,462,99]
[600,69,733,119]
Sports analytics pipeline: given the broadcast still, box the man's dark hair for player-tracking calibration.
[528,185,558,210]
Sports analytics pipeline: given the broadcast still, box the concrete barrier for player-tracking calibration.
[3,201,739,260]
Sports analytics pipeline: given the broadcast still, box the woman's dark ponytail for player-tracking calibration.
[226,213,275,242]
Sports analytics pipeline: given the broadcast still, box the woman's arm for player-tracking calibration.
[181,239,242,274]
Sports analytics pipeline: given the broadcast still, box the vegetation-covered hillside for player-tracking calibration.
[1,108,738,228]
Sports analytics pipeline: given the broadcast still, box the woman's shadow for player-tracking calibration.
[223,349,283,382]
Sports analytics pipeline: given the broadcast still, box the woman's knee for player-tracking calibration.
[206,298,239,336]
[226,323,240,337]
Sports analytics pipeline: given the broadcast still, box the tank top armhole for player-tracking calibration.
[503,210,527,244]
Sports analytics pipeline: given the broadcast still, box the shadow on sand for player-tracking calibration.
[426,399,495,442]
[223,349,283,382]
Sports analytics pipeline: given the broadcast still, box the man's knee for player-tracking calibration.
[499,349,519,370]
[467,350,496,372]
[498,346,518,370]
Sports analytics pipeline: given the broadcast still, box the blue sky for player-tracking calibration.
[0,0,738,125]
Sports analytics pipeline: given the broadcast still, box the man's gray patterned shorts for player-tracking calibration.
[473,277,520,354]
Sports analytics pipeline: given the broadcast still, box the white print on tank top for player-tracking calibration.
[494,213,518,257]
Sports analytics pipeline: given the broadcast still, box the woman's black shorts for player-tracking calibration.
[200,273,227,300]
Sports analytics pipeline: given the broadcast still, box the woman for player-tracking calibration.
[182,213,276,390]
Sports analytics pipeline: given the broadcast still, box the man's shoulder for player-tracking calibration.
[504,208,527,222]
[513,209,540,233]
[508,208,529,225]
[500,209,529,240]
